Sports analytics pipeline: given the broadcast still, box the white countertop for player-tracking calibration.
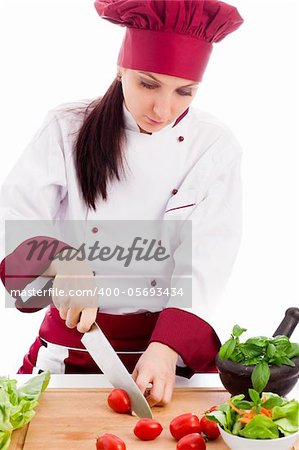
[8,374,299,399]
[12,373,223,389]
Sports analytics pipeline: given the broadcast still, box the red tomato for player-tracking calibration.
[107,388,131,414]
[169,413,202,441]
[177,433,206,450]
[204,405,218,413]
[133,418,163,441]
[200,416,220,440]
[96,433,126,450]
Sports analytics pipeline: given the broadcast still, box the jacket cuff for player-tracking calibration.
[149,307,221,375]
[1,236,72,311]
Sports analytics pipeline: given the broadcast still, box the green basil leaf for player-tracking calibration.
[272,335,290,345]
[254,405,262,414]
[248,388,260,404]
[263,397,284,409]
[252,362,270,393]
[245,337,269,347]
[281,357,295,366]
[286,343,299,359]
[231,394,246,403]
[266,343,276,359]
[274,343,292,354]
[232,324,247,338]
[270,356,295,367]
[233,400,253,410]
[272,336,291,353]
[219,338,237,360]
[272,346,290,358]
[239,343,264,358]
[243,357,262,365]
[230,351,244,363]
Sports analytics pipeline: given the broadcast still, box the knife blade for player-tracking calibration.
[81,323,153,418]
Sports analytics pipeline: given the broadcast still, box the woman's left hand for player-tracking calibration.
[132,342,178,407]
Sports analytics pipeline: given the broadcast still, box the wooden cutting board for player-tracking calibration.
[10,387,299,450]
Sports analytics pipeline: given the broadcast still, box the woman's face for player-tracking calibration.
[119,67,199,134]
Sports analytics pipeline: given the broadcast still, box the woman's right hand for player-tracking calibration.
[44,257,98,333]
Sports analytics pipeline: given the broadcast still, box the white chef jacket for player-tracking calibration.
[0,99,242,329]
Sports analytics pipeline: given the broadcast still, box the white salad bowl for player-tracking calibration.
[219,427,299,450]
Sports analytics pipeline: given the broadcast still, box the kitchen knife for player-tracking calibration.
[81,323,153,418]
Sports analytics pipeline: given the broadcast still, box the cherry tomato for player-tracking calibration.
[204,405,218,413]
[177,433,206,450]
[133,418,163,441]
[169,413,202,441]
[107,388,131,414]
[96,433,126,450]
[200,416,220,440]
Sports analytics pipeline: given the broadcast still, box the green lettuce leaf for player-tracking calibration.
[239,415,279,439]
[206,410,228,429]
[0,390,13,433]
[261,392,286,410]
[272,400,299,435]
[0,371,50,448]
[17,371,50,401]
[0,430,11,450]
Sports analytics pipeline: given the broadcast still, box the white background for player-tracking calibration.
[0,0,298,374]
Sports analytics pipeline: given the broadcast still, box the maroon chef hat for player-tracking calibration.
[94,0,244,82]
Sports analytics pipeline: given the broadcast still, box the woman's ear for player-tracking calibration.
[116,65,124,81]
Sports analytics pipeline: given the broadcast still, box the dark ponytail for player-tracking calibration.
[74,78,126,211]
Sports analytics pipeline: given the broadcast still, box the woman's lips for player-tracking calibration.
[145,116,165,125]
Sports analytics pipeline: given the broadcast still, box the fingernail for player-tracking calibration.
[144,388,151,398]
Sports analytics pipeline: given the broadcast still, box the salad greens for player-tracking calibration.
[0,371,50,450]
[206,389,299,440]
[219,324,299,392]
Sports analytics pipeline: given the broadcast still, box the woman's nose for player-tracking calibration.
[152,96,172,120]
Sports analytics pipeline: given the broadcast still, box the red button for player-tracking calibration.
[92,227,98,234]
[172,189,178,195]
[178,136,184,142]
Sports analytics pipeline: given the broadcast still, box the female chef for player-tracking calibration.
[0,0,243,406]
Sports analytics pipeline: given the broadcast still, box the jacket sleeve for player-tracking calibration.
[0,111,71,311]
[149,130,242,375]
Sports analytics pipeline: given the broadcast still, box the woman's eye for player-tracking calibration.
[140,81,157,90]
[178,90,192,97]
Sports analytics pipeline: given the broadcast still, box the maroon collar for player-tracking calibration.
[172,108,189,128]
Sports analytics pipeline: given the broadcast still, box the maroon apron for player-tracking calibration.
[18,306,161,374]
